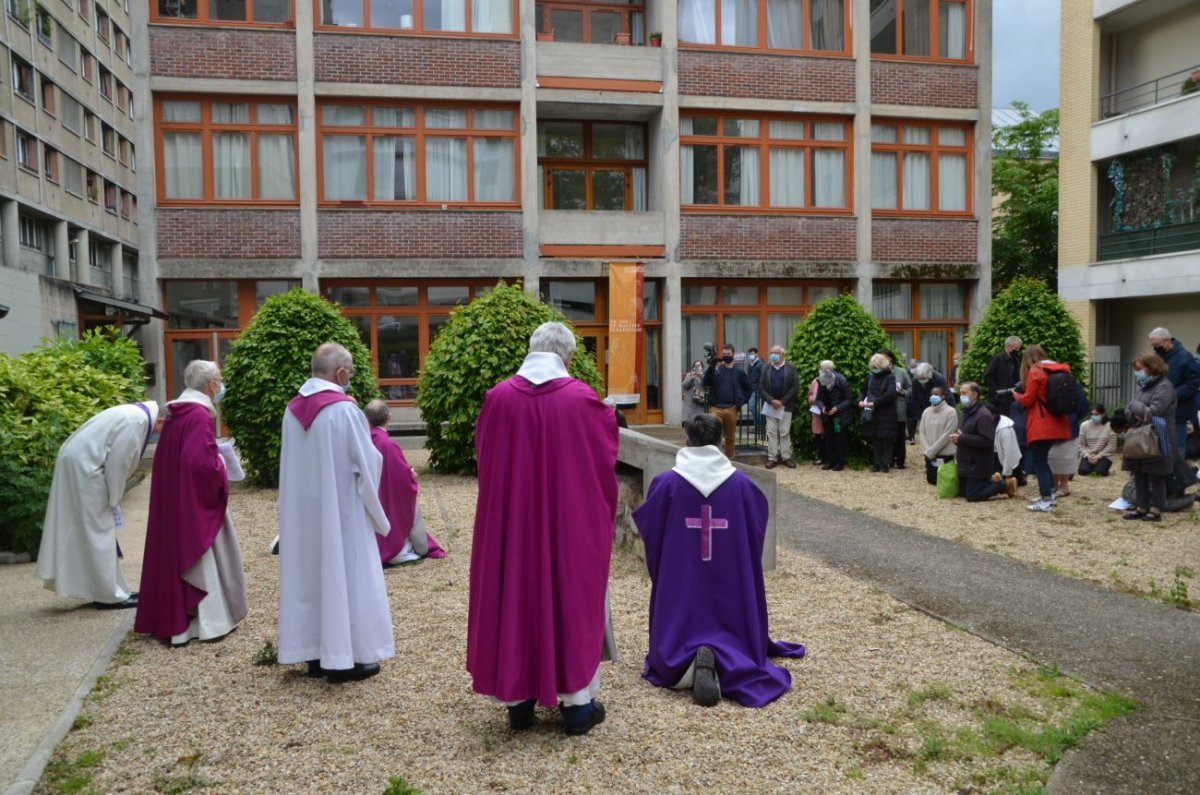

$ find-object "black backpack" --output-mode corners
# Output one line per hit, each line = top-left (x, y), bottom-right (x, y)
(1043, 371), (1083, 416)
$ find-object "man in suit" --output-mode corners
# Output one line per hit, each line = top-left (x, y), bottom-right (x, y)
(758, 344), (798, 469)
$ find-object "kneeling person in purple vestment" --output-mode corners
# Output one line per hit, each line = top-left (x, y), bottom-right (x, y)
(633, 414), (805, 708)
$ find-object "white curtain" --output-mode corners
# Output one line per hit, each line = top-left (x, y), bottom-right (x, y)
(769, 148), (804, 206)
(919, 283), (964, 319)
(633, 167), (647, 211)
(938, 153), (967, 211)
(728, 146), (760, 205)
(813, 149), (844, 207)
(623, 124), (645, 159)
(940, 0), (966, 59)
(258, 134), (296, 199)
(256, 103), (293, 125)
(163, 101), (201, 123)
(766, 0), (802, 49)
(473, 138), (514, 201)
(872, 282), (911, 319)
(431, 0), (465, 31)
(810, 0), (844, 50)
(768, 314), (802, 349)
(471, 0), (510, 33)
(723, 315), (759, 356)
(682, 315), (717, 373)
(369, 0), (409, 28)
(164, 133), (203, 198)
(211, 102), (250, 124)
(768, 120), (804, 139)
(903, 152), (931, 210)
(425, 108), (467, 128)
(372, 136), (415, 200)
(376, 107), (415, 127)
(871, 152), (897, 209)
(722, 0), (758, 46)
(426, 137), (467, 201)
(473, 109), (512, 130)
(681, 145), (696, 204)
(323, 105), (366, 125)
(679, 0), (715, 44)
(631, 11), (645, 44)
(323, 135), (367, 200)
(902, 0), (931, 56)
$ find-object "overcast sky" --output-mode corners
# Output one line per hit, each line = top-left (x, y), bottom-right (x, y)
(993, 0), (1061, 111)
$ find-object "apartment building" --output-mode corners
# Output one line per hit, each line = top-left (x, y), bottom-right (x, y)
(1059, 0), (1200, 377)
(0, 0), (149, 355)
(137, 0), (992, 424)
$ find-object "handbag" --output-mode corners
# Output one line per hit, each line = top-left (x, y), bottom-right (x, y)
(691, 385), (707, 405)
(861, 405), (875, 424)
(1123, 423), (1162, 461)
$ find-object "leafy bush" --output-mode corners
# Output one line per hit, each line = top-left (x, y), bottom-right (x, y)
(785, 293), (892, 460)
(0, 329), (145, 554)
(417, 281), (602, 474)
(220, 288), (378, 487)
(959, 278), (1087, 398)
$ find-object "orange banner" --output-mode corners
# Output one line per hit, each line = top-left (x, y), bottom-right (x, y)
(607, 262), (644, 406)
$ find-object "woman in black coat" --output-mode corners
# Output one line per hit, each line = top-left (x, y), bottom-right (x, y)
(859, 353), (899, 472)
(1122, 353), (1177, 522)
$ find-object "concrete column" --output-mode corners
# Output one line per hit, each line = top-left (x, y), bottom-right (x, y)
(971, 0), (994, 324)
(659, 0), (683, 426)
(110, 242), (125, 297)
(1, 200), (20, 270)
(662, 269), (682, 425)
(296, 0), (320, 291)
(852, 0), (874, 309)
(519, 0), (540, 294)
(74, 229), (92, 286)
(53, 221), (71, 280)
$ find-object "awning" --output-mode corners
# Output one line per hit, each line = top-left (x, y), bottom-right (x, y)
(74, 287), (169, 325)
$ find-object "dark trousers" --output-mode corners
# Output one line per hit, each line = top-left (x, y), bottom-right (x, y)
(822, 417), (849, 467)
(906, 416), (918, 441)
(1029, 439), (1055, 499)
(1133, 472), (1167, 511)
(962, 476), (1006, 502)
(893, 423), (907, 467)
(1078, 457), (1112, 476)
(815, 432), (826, 462)
(926, 455), (954, 486)
(872, 431), (894, 471)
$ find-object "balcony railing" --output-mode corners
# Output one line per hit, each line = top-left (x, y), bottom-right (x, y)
(1100, 63), (1200, 118)
(1098, 219), (1200, 261)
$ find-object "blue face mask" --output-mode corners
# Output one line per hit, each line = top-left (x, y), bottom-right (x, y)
(1134, 369), (1150, 385)
(871, 368), (882, 375)
(769, 353), (781, 364)
(959, 395), (971, 407)
(930, 395), (943, 406)
(1089, 415), (1102, 424)
(213, 382), (226, 405)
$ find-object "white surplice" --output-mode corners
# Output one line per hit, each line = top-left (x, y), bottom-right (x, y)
(36, 402), (159, 603)
(277, 378), (394, 670)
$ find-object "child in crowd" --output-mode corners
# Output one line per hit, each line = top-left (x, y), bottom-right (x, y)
(1078, 404), (1117, 476)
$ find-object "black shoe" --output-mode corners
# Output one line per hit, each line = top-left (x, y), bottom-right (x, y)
(1142, 512), (1162, 522)
(507, 699), (536, 731)
(692, 646), (721, 708)
(821, 463), (834, 470)
(564, 701), (606, 737)
(832, 465), (844, 471)
(94, 592), (139, 610)
(871, 466), (881, 472)
(306, 660), (326, 678)
(1123, 511), (1147, 521)
(894, 464), (907, 470)
(326, 662), (381, 684)
(880, 467), (890, 473)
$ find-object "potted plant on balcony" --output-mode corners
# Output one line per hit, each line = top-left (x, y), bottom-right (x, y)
(613, 31), (631, 45)
(536, 24), (554, 42)
(1183, 73), (1199, 97)
(649, 31), (662, 47)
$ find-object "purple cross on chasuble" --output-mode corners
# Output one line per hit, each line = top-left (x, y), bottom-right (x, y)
(685, 504), (728, 562)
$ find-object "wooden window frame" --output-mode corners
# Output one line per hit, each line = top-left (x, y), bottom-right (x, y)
(16, 131), (38, 173)
(869, 0), (974, 64)
(78, 0), (87, 21)
(150, 0), (296, 28)
(98, 68), (112, 100)
(872, 280), (968, 324)
(81, 51), (94, 83)
(103, 180), (118, 214)
(154, 94), (301, 206)
(101, 122), (115, 158)
(94, 5), (109, 41)
(680, 111), (853, 214)
(312, 0), (518, 39)
(535, 1), (646, 45)
(44, 145), (60, 182)
(316, 100), (520, 208)
(40, 75), (56, 116)
(870, 118), (973, 217)
(12, 56), (35, 103)
(678, 0), (852, 57)
(539, 120), (647, 212)
(85, 170), (100, 202)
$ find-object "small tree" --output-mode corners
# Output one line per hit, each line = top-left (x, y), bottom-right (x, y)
(993, 102), (1060, 293)
(221, 289), (378, 487)
(417, 281), (602, 474)
(785, 293), (892, 460)
(958, 277), (1087, 396)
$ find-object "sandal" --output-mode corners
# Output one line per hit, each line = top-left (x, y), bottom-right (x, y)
(1122, 510), (1147, 520)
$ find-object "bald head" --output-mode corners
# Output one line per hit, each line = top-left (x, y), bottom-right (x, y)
(312, 342), (353, 379)
(364, 399), (390, 428)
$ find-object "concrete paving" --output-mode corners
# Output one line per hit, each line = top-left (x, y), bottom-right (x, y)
(777, 486), (1200, 794)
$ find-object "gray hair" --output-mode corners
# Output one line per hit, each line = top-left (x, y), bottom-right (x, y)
(818, 359), (834, 371)
(183, 360), (220, 391)
(869, 353), (891, 370)
(914, 362), (934, 379)
(1149, 327), (1171, 341)
(528, 322), (576, 363)
(363, 399), (390, 428)
(312, 342), (352, 378)
(1005, 336), (1022, 347)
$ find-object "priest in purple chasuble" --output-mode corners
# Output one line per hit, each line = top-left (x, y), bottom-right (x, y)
(363, 400), (445, 565)
(633, 414), (805, 708)
(134, 360), (247, 645)
(467, 322), (619, 736)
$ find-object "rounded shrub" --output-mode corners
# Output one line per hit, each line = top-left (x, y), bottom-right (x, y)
(959, 277), (1087, 397)
(220, 288), (378, 487)
(417, 281), (602, 474)
(785, 293), (892, 461)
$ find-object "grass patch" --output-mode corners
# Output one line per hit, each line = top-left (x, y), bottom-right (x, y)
(907, 682), (953, 707)
(70, 716), (91, 732)
(981, 691), (1136, 764)
(251, 641), (278, 667)
(152, 770), (217, 795)
(382, 776), (423, 795)
(801, 695), (847, 725)
(844, 767), (864, 780)
(41, 750), (103, 794)
(85, 674), (118, 703)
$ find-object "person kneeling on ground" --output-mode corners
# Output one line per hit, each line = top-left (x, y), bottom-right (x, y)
(632, 414), (805, 708)
(918, 387), (957, 486)
(1078, 405), (1117, 477)
(950, 382), (1016, 502)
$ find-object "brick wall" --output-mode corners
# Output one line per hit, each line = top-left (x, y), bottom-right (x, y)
(680, 215), (856, 261)
(679, 52), (855, 103)
(871, 218), (978, 262)
(149, 27), (296, 81)
(314, 35), (520, 87)
(317, 211), (522, 258)
(870, 61), (978, 108)
(157, 209), (302, 258)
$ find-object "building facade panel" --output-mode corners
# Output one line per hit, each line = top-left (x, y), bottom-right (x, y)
(677, 52), (855, 103)
(871, 218), (978, 262)
(871, 62), (978, 108)
(680, 216), (856, 261)
(316, 211), (522, 259)
(157, 209), (302, 259)
(149, 27), (298, 81)
(313, 35), (520, 87)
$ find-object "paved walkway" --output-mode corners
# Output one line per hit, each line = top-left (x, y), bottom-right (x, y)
(776, 486), (1200, 794)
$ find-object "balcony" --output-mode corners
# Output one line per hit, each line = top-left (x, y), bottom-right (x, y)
(1100, 63), (1200, 118)
(1098, 219), (1200, 261)
(535, 1), (647, 46)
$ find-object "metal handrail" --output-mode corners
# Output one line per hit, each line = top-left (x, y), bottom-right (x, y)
(1098, 219), (1200, 261)
(1100, 63), (1200, 118)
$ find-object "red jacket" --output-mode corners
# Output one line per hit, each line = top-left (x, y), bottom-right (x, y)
(1015, 362), (1072, 443)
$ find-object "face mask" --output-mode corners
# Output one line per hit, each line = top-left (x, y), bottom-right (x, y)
(722, 356), (734, 364)
(959, 395), (971, 407)
(818, 373), (833, 385)
(917, 378), (930, 385)
(871, 368), (882, 375)
(1152, 345), (1166, 355)
(1134, 369), (1149, 385)
(769, 353), (781, 364)
(930, 395), (943, 406)
(748, 355), (757, 362)
(693, 364), (703, 373)
(213, 383), (226, 405)
(1089, 415), (1102, 424)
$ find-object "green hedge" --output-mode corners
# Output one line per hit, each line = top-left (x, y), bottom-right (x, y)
(417, 281), (602, 474)
(0, 329), (146, 555)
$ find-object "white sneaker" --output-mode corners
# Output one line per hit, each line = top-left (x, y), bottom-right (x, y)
(1026, 499), (1054, 512)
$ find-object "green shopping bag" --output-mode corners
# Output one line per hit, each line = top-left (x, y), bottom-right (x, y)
(936, 459), (960, 500)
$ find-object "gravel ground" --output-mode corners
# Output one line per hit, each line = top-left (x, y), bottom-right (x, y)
(775, 447), (1200, 608)
(40, 450), (1119, 794)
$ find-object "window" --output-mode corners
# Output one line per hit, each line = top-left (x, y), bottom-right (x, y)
(56, 28), (78, 70)
(95, 6), (108, 40)
(16, 130), (38, 172)
(679, 0), (847, 53)
(120, 189), (132, 218)
(99, 67), (112, 99)
(0, 120), (8, 159)
(157, 97), (299, 202)
(115, 82), (127, 113)
(89, 239), (112, 289)
(869, 0), (970, 61)
(81, 51), (94, 82)
(153, 0), (293, 25)
(874, 281), (966, 374)
(7, 0), (31, 27)
(12, 56), (34, 101)
(40, 76), (56, 115)
(36, 4), (52, 44)
(317, 0), (513, 35)
(19, 215), (45, 250)
(118, 136), (129, 164)
(83, 111), (95, 141)
(64, 156), (85, 195)
(871, 121), (970, 214)
(61, 92), (83, 134)
(44, 145), (59, 181)
(122, 252), (138, 298)
(103, 180), (118, 213)
(78, 0), (87, 20)
(101, 122), (115, 156)
(537, 120), (646, 211)
(85, 170), (99, 201)
(680, 113), (850, 211)
(535, 1), (644, 44)
(318, 102), (517, 205)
